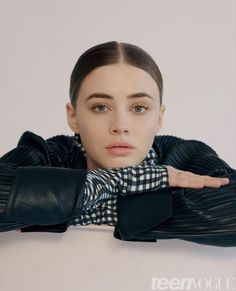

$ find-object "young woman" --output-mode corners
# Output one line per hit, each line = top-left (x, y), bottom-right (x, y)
(0, 41), (235, 247)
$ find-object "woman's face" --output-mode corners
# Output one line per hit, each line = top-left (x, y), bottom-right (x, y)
(66, 63), (165, 170)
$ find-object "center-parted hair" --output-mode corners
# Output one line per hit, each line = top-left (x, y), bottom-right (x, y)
(69, 41), (163, 108)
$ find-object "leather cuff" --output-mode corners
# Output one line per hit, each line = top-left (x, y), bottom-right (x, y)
(20, 223), (68, 233)
(113, 188), (173, 241)
(4, 166), (87, 225)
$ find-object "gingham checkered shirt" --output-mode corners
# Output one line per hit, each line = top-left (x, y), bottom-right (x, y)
(69, 134), (169, 227)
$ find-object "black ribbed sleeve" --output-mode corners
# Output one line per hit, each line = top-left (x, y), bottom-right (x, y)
(0, 146), (48, 215)
(155, 135), (235, 176)
(115, 136), (236, 246)
(0, 165), (15, 215)
(0, 131), (75, 232)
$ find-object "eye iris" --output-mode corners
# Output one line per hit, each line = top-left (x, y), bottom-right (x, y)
(97, 105), (105, 111)
(135, 105), (145, 112)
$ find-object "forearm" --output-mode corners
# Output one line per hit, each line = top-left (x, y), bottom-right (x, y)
(0, 165), (14, 215)
(116, 164), (169, 194)
(1, 166), (87, 226)
(69, 164), (170, 227)
(0, 162), (170, 231)
(0, 165), (33, 231)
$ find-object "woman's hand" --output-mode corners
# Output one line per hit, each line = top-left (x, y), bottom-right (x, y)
(166, 165), (230, 188)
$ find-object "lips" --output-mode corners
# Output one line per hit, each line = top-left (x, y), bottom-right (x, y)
(106, 142), (134, 149)
(106, 146), (133, 155)
(106, 142), (134, 156)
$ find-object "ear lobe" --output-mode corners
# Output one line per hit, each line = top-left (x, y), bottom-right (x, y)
(160, 104), (166, 115)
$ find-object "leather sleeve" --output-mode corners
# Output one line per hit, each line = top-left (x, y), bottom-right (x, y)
(115, 137), (236, 245)
(20, 223), (68, 233)
(113, 187), (173, 242)
(0, 131), (80, 232)
(3, 166), (88, 225)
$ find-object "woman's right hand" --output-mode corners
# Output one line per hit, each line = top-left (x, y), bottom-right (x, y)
(166, 165), (230, 188)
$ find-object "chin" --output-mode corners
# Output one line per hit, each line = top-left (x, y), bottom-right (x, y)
(105, 159), (140, 170)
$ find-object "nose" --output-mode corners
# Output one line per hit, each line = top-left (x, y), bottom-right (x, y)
(109, 112), (130, 135)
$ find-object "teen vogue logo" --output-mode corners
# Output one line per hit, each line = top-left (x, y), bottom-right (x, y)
(150, 276), (236, 290)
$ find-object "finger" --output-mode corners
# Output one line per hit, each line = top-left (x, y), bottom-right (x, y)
(176, 176), (203, 188)
(175, 173), (229, 189)
(220, 178), (230, 184)
(203, 176), (229, 187)
(183, 175), (218, 188)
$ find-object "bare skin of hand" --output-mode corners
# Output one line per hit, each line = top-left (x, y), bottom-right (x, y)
(166, 165), (230, 188)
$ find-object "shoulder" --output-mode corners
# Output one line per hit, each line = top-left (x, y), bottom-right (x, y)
(17, 130), (74, 151)
(153, 134), (218, 164)
(17, 131), (75, 167)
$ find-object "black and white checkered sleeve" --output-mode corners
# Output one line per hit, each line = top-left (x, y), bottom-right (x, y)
(69, 168), (120, 226)
(81, 164), (169, 208)
(69, 164), (169, 226)
(115, 164), (169, 195)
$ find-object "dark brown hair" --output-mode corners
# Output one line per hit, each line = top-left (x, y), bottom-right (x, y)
(69, 41), (163, 108)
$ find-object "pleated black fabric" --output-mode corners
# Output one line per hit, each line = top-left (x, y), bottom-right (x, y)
(0, 132), (74, 231)
(144, 135), (236, 246)
(0, 130), (236, 247)
(0, 146), (47, 215)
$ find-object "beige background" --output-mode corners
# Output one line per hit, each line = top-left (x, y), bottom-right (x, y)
(0, 0), (236, 291)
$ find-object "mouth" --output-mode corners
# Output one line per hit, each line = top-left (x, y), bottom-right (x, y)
(106, 146), (134, 155)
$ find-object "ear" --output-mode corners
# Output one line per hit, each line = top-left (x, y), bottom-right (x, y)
(66, 102), (80, 134)
(156, 104), (165, 134)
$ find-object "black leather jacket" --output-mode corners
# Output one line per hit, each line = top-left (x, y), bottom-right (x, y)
(1, 131), (236, 247)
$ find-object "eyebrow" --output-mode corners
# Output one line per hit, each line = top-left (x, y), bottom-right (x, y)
(86, 92), (154, 101)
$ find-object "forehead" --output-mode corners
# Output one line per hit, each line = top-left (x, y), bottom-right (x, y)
(78, 64), (160, 101)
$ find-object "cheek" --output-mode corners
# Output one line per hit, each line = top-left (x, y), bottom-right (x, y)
(136, 119), (158, 146)
(83, 131), (104, 154)
(135, 115), (159, 133)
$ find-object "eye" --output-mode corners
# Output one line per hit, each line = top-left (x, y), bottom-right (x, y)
(91, 104), (108, 112)
(91, 103), (149, 113)
(133, 104), (149, 113)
